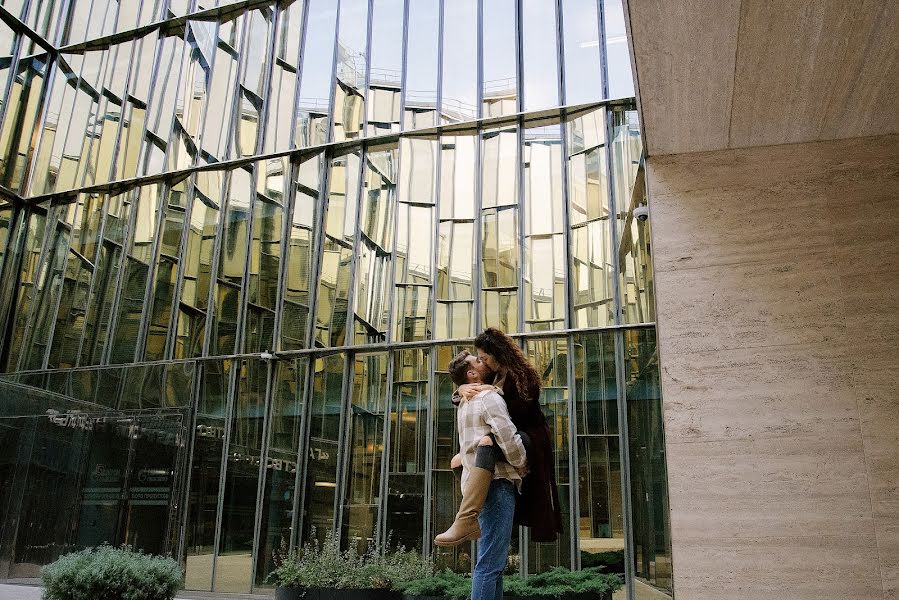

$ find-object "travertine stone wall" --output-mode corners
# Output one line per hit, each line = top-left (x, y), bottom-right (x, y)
(647, 134), (899, 600)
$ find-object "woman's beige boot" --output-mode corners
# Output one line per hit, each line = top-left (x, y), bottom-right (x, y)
(434, 467), (493, 546)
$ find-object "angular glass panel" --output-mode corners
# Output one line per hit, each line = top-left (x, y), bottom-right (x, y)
(300, 353), (345, 544)
(354, 144), (397, 345)
(29, 61), (78, 195)
(625, 328), (672, 594)
(171, 21), (214, 171)
(481, 125), (519, 209)
(561, 0), (602, 105)
(115, 32), (157, 181)
(235, 9), (274, 158)
(210, 167), (253, 356)
(481, 205), (519, 289)
(604, 0), (635, 99)
(214, 358), (267, 594)
(618, 165), (654, 325)
(404, 0), (439, 129)
(313, 151), (359, 347)
(522, 0), (560, 111)
(142, 34), (187, 173)
(295, 0), (338, 147)
(184, 360), (231, 592)
(482, 0), (518, 117)
(441, 0), (477, 122)
(264, 1), (304, 153)
(341, 352), (388, 549)
(481, 288), (518, 333)
(280, 152), (322, 351)
(367, 0), (403, 135)
(4, 208), (47, 371)
(0, 51), (51, 190)
(332, 0), (368, 142)
(201, 19), (243, 162)
(255, 357), (308, 586)
(523, 121), (565, 331)
(385, 348), (428, 550)
(523, 338), (572, 571)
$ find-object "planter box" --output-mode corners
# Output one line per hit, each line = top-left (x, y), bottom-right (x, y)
(276, 587), (400, 600)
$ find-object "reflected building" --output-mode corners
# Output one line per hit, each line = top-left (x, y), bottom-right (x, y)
(0, 1), (670, 598)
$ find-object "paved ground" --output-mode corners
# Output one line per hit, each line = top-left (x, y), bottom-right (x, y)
(0, 584), (272, 599)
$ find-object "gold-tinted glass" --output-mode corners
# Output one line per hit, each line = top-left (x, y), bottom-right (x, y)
(280, 152), (322, 351)
(265, 0), (304, 153)
(143, 34), (186, 173)
(332, 0), (368, 142)
(341, 352), (388, 548)
(314, 151), (360, 347)
(354, 144), (397, 345)
(201, 18), (242, 162)
(0, 51), (50, 190)
(567, 107), (614, 327)
(482, 0), (518, 117)
(295, 0), (338, 147)
(523, 121), (565, 331)
(4, 207), (46, 371)
(171, 21), (213, 171)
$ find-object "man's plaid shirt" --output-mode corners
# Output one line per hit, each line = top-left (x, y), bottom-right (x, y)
(457, 388), (527, 491)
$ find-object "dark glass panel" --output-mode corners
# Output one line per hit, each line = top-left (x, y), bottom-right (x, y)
(300, 353), (345, 544)
(384, 348), (428, 550)
(255, 357), (307, 586)
(215, 359), (268, 594)
(341, 352), (388, 549)
(625, 328), (672, 594)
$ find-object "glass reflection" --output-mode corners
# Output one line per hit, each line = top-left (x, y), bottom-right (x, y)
(562, 0), (603, 105)
(332, 0), (369, 142)
(441, 0), (477, 122)
(404, 0), (439, 128)
(521, 0), (560, 111)
(296, 0), (338, 147)
(482, 0), (518, 117)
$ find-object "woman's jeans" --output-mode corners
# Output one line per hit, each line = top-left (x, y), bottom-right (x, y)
(471, 478), (516, 600)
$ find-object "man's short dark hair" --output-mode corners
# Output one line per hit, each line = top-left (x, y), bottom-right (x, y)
(448, 351), (472, 387)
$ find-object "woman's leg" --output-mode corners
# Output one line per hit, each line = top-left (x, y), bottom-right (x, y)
(435, 436), (496, 546)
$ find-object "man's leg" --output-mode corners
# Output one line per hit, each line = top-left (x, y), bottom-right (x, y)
(471, 479), (516, 600)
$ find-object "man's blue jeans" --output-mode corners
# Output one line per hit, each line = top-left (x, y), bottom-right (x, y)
(472, 478), (516, 600)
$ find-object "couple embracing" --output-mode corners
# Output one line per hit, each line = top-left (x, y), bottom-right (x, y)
(434, 328), (563, 600)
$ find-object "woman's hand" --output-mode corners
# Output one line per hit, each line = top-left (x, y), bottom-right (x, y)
(457, 383), (496, 400)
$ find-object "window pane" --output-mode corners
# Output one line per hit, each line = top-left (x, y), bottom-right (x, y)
(296, 0), (338, 147)
(441, 0), (477, 122)
(522, 0), (560, 111)
(604, 0), (635, 98)
(367, 0), (403, 135)
(332, 0), (369, 142)
(404, 0), (439, 129)
(482, 0), (518, 117)
(562, 0), (603, 105)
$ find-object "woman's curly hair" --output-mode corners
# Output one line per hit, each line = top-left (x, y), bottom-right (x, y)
(474, 327), (541, 401)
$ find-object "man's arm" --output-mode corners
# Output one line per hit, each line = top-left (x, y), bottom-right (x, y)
(479, 393), (527, 469)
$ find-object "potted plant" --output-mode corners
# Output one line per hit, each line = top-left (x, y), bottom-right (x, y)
(269, 529), (435, 600)
(503, 567), (624, 600)
(41, 544), (183, 600)
(395, 569), (472, 600)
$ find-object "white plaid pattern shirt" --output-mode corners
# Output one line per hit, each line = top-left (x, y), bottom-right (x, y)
(457, 388), (527, 491)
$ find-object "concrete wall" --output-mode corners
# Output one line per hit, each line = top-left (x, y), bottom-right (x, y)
(646, 134), (899, 600)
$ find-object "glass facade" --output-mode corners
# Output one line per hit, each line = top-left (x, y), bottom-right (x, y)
(0, 1), (670, 598)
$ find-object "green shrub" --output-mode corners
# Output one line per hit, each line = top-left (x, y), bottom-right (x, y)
(268, 528), (435, 590)
(41, 545), (183, 600)
(399, 566), (624, 599)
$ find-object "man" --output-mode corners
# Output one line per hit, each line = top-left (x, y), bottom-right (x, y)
(435, 350), (527, 600)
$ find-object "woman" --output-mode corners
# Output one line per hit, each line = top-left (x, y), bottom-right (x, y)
(456, 327), (563, 543)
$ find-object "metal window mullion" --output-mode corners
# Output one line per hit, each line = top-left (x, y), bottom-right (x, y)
(555, 0), (566, 108)
(597, 0), (609, 100)
(476, 0), (483, 120)
(133, 183), (171, 361)
(420, 345), (436, 557)
(473, 129), (483, 331)
(233, 166), (260, 357)
(384, 142), (401, 343)
(605, 108), (623, 325)
(360, 0), (374, 136)
(515, 0), (523, 114)
(427, 134), (443, 341)
(249, 358), (276, 593)
(332, 349), (354, 539)
(210, 358), (241, 591)
(396, 0), (410, 128)
(516, 118), (525, 335)
(565, 334), (580, 569)
(290, 355), (317, 549)
(374, 351), (394, 548)
(434, 0), (443, 126)
(614, 329), (636, 600)
(163, 175), (199, 359)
